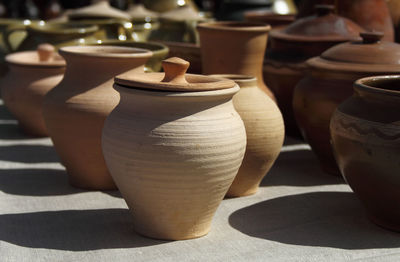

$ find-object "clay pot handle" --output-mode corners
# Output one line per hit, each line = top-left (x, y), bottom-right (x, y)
(162, 57), (190, 84)
(360, 31), (384, 44)
(37, 43), (55, 62)
(315, 5), (335, 16)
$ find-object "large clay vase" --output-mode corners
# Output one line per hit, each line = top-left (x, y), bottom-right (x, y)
(211, 74), (284, 197)
(293, 32), (400, 176)
(43, 46), (151, 190)
(330, 75), (400, 231)
(1, 44), (65, 136)
(197, 21), (275, 100)
(102, 57), (246, 240)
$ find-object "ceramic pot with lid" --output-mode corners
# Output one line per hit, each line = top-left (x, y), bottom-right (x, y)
(43, 45), (152, 190)
(210, 74), (284, 197)
(102, 57), (246, 240)
(1, 44), (65, 137)
(198, 21), (275, 100)
(293, 32), (400, 176)
(330, 75), (400, 231)
(263, 4), (363, 136)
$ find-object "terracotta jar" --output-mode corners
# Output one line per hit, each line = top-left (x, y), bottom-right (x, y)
(263, 5), (363, 136)
(197, 21), (275, 100)
(1, 44), (65, 136)
(330, 75), (400, 231)
(293, 32), (400, 176)
(102, 57), (246, 240)
(211, 74), (284, 197)
(43, 46), (151, 190)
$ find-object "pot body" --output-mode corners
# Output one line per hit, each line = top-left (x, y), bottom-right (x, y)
(43, 47), (150, 190)
(1, 64), (64, 136)
(198, 22), (275, 100)
(330, 77), (400, 231)
(102, 86), (246, 240)
(227, 77), (284, 197)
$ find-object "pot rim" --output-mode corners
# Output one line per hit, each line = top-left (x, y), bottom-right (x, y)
(59, 45), (152, 59)
(29, 22), (99, 35)
(355, 75), (400, 97)
(6, 50), (66, 68)
(197, 21), (271, 32)
(88, 40), (168, 55)
(208, 74), (257, 87)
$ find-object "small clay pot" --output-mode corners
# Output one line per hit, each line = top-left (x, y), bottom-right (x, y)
(1, 44), (65, 136)
(102, 57), (246, 240)
(330, 75), (400, 231)
(211, 74), (284, 197)
(197, 21), (275, 100)
(293, 32), (400, 176)
(43, 45), (151, 190)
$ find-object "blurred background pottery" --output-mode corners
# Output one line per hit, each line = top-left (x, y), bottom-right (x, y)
(263, 4), (363, 137)
(244, 10), (296, 28)
(160, 41), (201, 73)
(142, 0), (198, 13)
(102, 57), (246, 240)
(211, 74), (284, 197)
(0, 44), (65, 136)
(330, 75), (400, 231)
(127, 4), (159, 41)
(66, 0), (130, 21)
(198, 21), (275, 100)
(293, 32), (400, 176)
(43, 45), (151, 190)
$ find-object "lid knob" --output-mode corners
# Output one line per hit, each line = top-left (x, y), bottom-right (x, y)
(315, 5), (335, 16)
(161, 57), (189, 85)
(37, 43), (55, 62)
(360, 31), (384, 44)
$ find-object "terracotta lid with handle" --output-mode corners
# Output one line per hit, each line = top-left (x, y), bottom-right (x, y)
(270, 5), (363, 42)
(6, 43), (66, 67)
(115, 57), (236, 91)
(307, 31), (400, 73)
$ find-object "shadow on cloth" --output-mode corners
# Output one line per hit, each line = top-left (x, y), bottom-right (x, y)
(0, 145), (60, 163)
(0, 208), (167, 250)
(229, 191), (400, 250)
(0, 168), (86, 196)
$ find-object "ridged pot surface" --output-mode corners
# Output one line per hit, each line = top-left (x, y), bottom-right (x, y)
(102, 85), (246, 240)
(43, 46), (151, 190)
(330, 76), (400, 231)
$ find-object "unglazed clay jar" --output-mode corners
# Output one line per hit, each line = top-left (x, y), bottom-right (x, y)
(293, 32), (400, 176)
(1, 44), (65, 136)
(263, 5), (362, 136)
(102, 58), (246, 240)
(330, 75), (400, 231)
(197, 21), (275, 100)
(211, 74), (284, 197)
(43, 46), (151, 190)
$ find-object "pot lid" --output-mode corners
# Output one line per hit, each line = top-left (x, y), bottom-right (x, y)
(308, 32), (400, 73)
(270, 5), (363, 42)
(6, 43), (65, 67)
(115, 57), (235, 91)
(68, 1), (131, 20)
(160, 6), (205, 22)
(127, 4), (159, 21)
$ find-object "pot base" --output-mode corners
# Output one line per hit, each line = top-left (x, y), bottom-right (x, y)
(134, 223), (211, 241)
(68, 173), (117, 191)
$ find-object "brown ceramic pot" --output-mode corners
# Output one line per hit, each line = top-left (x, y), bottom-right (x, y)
(263, 5), (363, 136)
(293, 32), (400, 176)
(197, 21), (275, 100)
(330, 75), (400, 231)
(102, 58), (246, 240)
(1, 44), (65, 136)
(43, 46), (151, 190)
(244, 10), (296, 28)
(211, 74), (285, 197)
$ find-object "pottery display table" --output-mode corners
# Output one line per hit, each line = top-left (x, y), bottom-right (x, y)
(0, 99), (399, 261)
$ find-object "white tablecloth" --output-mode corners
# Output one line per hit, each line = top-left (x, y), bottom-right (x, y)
(1, 100), (399, 262)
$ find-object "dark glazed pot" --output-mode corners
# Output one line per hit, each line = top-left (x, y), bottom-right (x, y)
(330, 75), (400, 231)
(293, 32), (400, 176)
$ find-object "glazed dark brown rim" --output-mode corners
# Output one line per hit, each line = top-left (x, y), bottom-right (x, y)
(197, 21), (271, 32)
(59, 45), (152, 59)
(6, 50), (66, 68)
(354, 75), (400, 97)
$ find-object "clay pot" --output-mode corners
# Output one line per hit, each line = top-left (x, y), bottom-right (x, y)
(211, 74), (284, 197)
(69, 19), (134, 41)
(127, 4), (159, 41)
(197, 21), (275, 100)
(245, 10), (295, 28)
(43, 46), (152, 190)
(1, 44), (65, 136)
(293, 32), (400, 176)
(330, 75), (400, 231)
(102, 57), (246, 240)
(67, 1), (131, 21)
(263, 5), (363, 136)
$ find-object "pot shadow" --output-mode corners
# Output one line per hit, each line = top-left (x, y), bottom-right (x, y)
(0, 168), (85, 196)
(229, 191), (400, 250)
(0, 208), (167, 251)
(0, 145), (60, 163)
